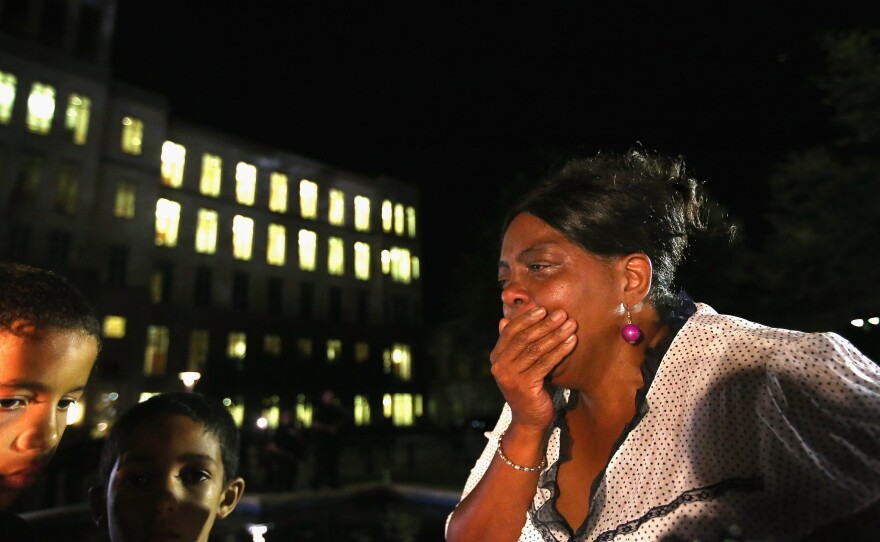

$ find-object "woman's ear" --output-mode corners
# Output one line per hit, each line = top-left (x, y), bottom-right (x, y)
(622, 253), (652, 307)
(217, 477), (246, 519)
(88, 485), (106, 527)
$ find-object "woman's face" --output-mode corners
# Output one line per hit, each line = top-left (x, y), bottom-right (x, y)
(498, 212), (625, 385)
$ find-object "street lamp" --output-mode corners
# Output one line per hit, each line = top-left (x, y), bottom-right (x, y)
(178, 371), (201, 391)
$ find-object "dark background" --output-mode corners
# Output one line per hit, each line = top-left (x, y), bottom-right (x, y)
(110, 3), (880, 335)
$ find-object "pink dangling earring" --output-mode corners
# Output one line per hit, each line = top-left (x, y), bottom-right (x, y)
(621, 309), (643, 345)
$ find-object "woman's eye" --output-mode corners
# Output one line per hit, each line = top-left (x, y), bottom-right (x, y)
(497, 279), (509, 289)
(179, 469), (211, 485)
(0, 398), (27, 410)
(528, 263), (549, 272)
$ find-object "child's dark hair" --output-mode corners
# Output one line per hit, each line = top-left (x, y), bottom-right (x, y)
(0, 262), (101, 346)
(98, 392), (241, 485)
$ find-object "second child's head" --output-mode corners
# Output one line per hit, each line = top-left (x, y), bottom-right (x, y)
(90, 392), (245, 542)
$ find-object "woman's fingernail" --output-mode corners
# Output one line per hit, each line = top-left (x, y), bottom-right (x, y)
(550, 310), (565, 322)
(561, 319), (575, 331)
(530, 307), (546, 317)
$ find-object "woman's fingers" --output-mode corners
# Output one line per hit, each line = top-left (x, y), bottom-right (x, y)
(491, 308), (577, 371)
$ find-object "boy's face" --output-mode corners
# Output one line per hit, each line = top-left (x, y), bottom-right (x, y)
(0, 326), (97, 505)
(97, 413), (244, 542)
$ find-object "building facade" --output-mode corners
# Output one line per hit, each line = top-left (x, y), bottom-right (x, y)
(0, 0), (424, 436)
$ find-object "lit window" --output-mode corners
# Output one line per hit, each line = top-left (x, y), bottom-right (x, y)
(381, 249), (390, 274)
(114, 181), (136, 219)
(121, 116), (143, 155)
(352, 195), (371, 231)
(235, 162), (256, 205)
(65, 93), (90, 144)
(161, 141), (186, 188)
(296, 395), (313, 427)
(298, 229), (316, 271)
(267, 224), (286, 266)
(406, 206), (416, 238)
(0, 71), (16, 124)
(188, 330), (209, 371)
(200, 153), (222, 196)
(154, 198), (181, 247)
(389, 247), (412, 284)
(328, 237), (344, 276)
(300, 179), (318, 219)
(355, 342), (369, 362)
(411, 256), (420, 280)
(26, 82), (55, 134)
(226, 401), (244, 427)
(383, 393), (414, 426)
(264, 335), (281, 356)
(232, 215), (254, 260)
(326, 339), (342, 362)
(144, 325), (170, 376)
(328, 189), (345, 226)
(394, 203), (405, 236)
(228, 332), (247, 359)
(195, 209), (218, 254)
(269, 172), (288, 213)
(354, 242), (370, 280)
(381, 200), (392, 232)
(150, 270), (164, 304)
(354, 395), (371, 426)
(384, 343), (412, 381)
(102, 316), (126, 338)
(55, 163), (80, 215)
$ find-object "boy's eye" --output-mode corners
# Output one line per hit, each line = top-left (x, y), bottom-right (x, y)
(0, 398), (27, 410)
(56, 398), (78, 411)
(122, 473), (148, 487)
(179, 468), (211, 485)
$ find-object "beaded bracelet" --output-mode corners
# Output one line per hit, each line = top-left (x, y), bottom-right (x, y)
(496, 431), (546, 473)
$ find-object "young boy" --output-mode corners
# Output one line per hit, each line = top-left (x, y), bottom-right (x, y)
(90, 392), (246, 542)
(0, 263), (101, 510)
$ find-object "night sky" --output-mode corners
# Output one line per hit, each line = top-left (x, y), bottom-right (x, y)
(110, 3), (878, 324)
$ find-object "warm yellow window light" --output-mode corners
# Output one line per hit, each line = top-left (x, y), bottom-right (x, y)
(392, 343), (412, 381)
(406, 206), (416, 238)
(114, 181), (136, 218)
(65, 93), (90, 145)
(381, 200), (392, 232)
(297, 338), (313, 358)
(411, 256), (420, 280)
(354, 395), (371, 426)
(26, 82), (55, 135)
(354, 196), (370, 231)
(228, 332), (247, 359)
(0, 71), (16, 124)
(390, 247), (412, 284)
(200, 153), (222, 196)
(415, 394), (423, 417)
(355, 341), (369, 362)
(269, 172), (288, 213)
(328, 189), (345, 226)
(300, 179), (318, 219)
(354, 241), (370, 280)
(381, 249), (390, 274)
(394, 203), (405, 236)
(267, 224), (286, 266)
(382, 394), (392, 418)
(235, 162), (257, 205)
(232, 215), (254, 260)
(328, 237), (344, 276)
(195, 209), (218, 254)
(227, 402), (245, 427)
(298, 229), (317, 271)
(154, 198), (181, 247)
(161, 141), (186, 188)
(264, 335), (282, 356)
(326, 339), (342, 362)
(55, 164), (79, 215)
(102, 316), (126, 339)
(393, 394), (414, 426)
(296, 395), (313, 427)
(121, 116), (144, 155)
(144, 325), (170, 376)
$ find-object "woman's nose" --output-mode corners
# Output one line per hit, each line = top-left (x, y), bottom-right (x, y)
(17, 407), (61, 453)
(501, 281), (531, 316)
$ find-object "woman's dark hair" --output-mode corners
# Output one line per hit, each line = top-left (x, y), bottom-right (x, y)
(0, 262), (101, 346)
(504, 148), (707, 314)
(98, 392), (241, 485)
